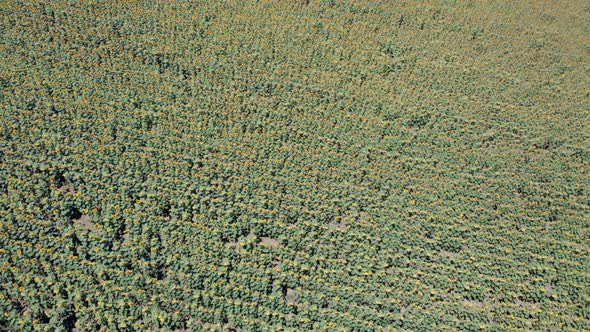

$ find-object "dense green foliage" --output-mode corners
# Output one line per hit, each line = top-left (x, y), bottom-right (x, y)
(1, 0), (589, 330)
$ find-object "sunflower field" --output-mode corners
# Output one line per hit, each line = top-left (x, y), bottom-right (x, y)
(0, 0), (589, 331)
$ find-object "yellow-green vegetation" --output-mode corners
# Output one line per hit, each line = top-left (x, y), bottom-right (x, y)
(1, 0), (589, 330)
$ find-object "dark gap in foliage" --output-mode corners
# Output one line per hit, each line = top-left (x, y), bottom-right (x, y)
(63, 310), (77, 332)
(66, 206), (82, 221)
(70, 232), (81, 256)
(407, 114), (431, 129)
(38, 309), (50, 324)
(114, 220), (127, 244)
(54, 170), (67, 188)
